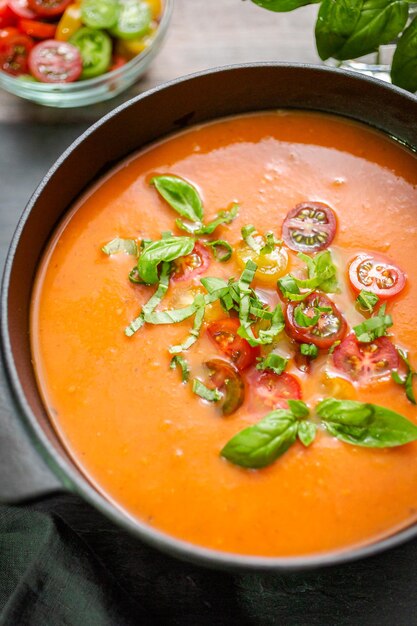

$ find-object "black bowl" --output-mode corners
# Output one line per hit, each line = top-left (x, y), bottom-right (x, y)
(2, 63), (417, 572)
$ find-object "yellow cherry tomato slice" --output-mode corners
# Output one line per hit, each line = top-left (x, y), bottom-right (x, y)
(56, 3), (82, 42)
(146, 0), (162, 20)
(115, 23), (157, 59)
(235, 236), (288, 285)
(321, 372), (357, 400)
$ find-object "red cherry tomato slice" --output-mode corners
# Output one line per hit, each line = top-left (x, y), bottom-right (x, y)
(19, 18), (56, 39)
(205, 358), (245, 416)
(0, 28), (33, 74)
(171, 241), (211, 283)
(109, 54), (127, 72)
(282, 202), (337, 253)
(207, 317), (260, 371)
(27, 0), (71, 17)
(348, 254), (406, 299)
(28, 39), (82, 82)
(285, 292), (347, 349)
(0, 1), (17, 27)
(332, 334), (399, 383)
(249, 370), (302, 410)
(8, 0), (35, 19)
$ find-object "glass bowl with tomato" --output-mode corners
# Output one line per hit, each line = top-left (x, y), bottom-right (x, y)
(0, 0), (172, 107)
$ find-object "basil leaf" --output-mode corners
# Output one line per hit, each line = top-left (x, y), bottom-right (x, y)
(251, 0), (320, 11)
(206, 239), (233, 262)
(137, 236), (194, 284)
(169, 296), (206, 354)
(356, 289), (379, 313)
(298, 421), (317, 447)
(278, 250), (338, 301)
(170, 355), (190, 383)
(392, 348), (416, 405)
(194, 204), (239, 235)
(257, 304), (285, 344)
(242, 224), (262, 252)
(317, 398), (417, 447)
(125, 261), (171, 336)
(261, 232), (282, 255)
(220, 410), (298, 469)
(102, 238), (138, 256)
(144, 302), (197, 325)
(278, 275), (311, 301)
(193, 379), (222, 402)
(256, 353), (288, 375)
(288, 399), (310, 419)
(392, 16), (417, 92)
(300, 343), (319, 358)
(315, 0), (363, 61)
(151, 175), (203, 222)
(353, 303), (393, 342)
(294, 303), (320, 327)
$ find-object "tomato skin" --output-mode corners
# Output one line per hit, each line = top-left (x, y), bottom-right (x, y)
(8, 0), (35, 19)
(348, 253), (406, 299)
(207, 317), (260, 371)
(19, 18), (56, 39)
(332, 334), (399, 383)
(0, 2), (17, 27)
(28, 39), (82, 82)
(171, 242), (211, 283)
(282, 202), (337, 253)
(249, 370), (302, 410)
(27, 0), (72, 17)
(285, 292), (347, 349)
(0, 28), (33, 74)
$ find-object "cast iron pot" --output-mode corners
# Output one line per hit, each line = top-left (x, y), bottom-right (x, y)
(2, 64), (417, 572)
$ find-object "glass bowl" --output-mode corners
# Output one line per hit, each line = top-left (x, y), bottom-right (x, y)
(0, 0), (173, 108)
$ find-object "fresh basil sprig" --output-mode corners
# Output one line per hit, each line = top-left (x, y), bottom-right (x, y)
(392, 348), (417, 404)
(137, 236), (194, 285)
(353, 303), (392, 343)
(102, 238), (138, 256)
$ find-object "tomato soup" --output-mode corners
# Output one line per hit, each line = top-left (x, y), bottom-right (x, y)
(31, 112), (417, 557)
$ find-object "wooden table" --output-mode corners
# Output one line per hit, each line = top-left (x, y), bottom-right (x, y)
(2, 2), (417, 624)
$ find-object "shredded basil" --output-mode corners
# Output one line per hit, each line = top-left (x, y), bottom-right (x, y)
(278, 250), (338, 301)
(169, 295), (206, 354)
(170, 355), (190, 383)
(294, 303), (320, 327)
(125, 261), (171, 337)
(353, 303), (393, 343)
(256, 353), (288, 375)
(102, 238), (138, 256)
(192, 379), (222, 402)
(300, 343), (319, 359)
(206, 239), (233, 262)
(242, 224), (262, 252)
(356, 289), (379, 313)
(392, 348), (416, 405)
(137, 236), (195, 285)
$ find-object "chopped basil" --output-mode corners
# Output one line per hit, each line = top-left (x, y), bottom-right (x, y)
(297, 421), (317, 447)
(392, 348), (416, 405)
(328, 340), (341, 354)
(137, 236), (195, 285)
(261, 231), (282, 254)
(256, 353), (288, 375)
(353, 303), (393, 343)
(102, 238), (138, 256)
(242, 224), (262, 252)
(151, 175), (203, 223)
(317, 398), (417, 447)
(128, 266), (145, 284)
(300, 343), (319, 359)
(170, 355), (190, 383)
(278, 250), (338, 301)
(294, 303), (320, 327)
(169, 295), (206, 354)
(192, 379), (222, 402)
(356, 289), (379, 313)
(125, 261), (171, 337)
(206, 239), (233, 262)
(176, 204), (240, 236)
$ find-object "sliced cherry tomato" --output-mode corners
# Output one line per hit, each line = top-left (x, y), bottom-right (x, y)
(332, 334), (399, 383)
(81, 0), (118, 30)
(204, 358), (245, 416)
(55, 3), (82, 42)
(285, 292), (347, 349)
(110, 0), (151, 41)
(69, 27), (111, 79)
(27, 0), (72, 17)
(0, 1), (17, 27)
(235, 236), (288, 286)
(0, 28), (33, 74)
(348, 253), (406, 299)
(249, 370), (302, 410)
(28, 39), (82, 82)
(8, 0), (35, 19)
(109, 53), (127, 72)
(19, 18), (56, 39)
(207, 317), (260, 371)
(171, 242), (211, 283)
(282, 202), (337, 253)
(321, 372), (357, 400)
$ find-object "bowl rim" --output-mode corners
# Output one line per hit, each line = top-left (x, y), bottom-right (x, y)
(3, 61), (417, 572)
(0, 0), (173, 92)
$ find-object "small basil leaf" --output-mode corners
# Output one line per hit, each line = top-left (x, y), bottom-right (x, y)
(294, 304), (320, 327)
(256, 353), (288, 375)
(318, 398), (417, 447)
(298, 421), (317, 447)
(206, 239), (233, 262)
(102, 238), (138, 256)
(242, 224), (262, 252)
(221, 410), (298, 469)
(356, 289), (379, 313)
(288, 399), (310, 419)
(125, 261), (171, 337)
(170, 355), (190, 383)
(194, 204), (239, 235)
(192, 379), (222, 402)
(138, 236), (194, 284)
(392, 16), (417, 92)
(300, 343), (319, 359)
(353, 303), (393, 343)
(251, 0), (320, 11)
(151, 175), (203, 222)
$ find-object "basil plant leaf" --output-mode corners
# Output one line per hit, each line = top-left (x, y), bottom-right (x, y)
(251, 0), (320, 11)
(315, 0), (363, 61)
(317, 398), (417, 447)
(137, 236), (194, 284)
(221, 410), (298, 469)
(151, 175), (203, 223)
(392, 16), (417, 92)
(298, 421), (317, 447)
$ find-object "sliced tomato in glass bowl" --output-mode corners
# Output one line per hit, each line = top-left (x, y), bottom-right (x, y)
(332, 334), (399, 383)
(285, 292), (347, 350)
(0, 1), (17, 27)
(171, 241), (211, 282)
(28, 39), (82, 82)
(248, 370), (302, 410)
(19, 18), (56, 39)
(8, 0), (35, 19)
(348, 253), (406, 299)
(27, 0), (71, 17)
(282, 202), (337, 253)
(207, 317), (260, 371)
(0, 27), (33, 75)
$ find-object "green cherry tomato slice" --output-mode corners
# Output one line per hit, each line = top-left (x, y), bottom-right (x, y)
(81, 0), (118, 30)
(110, 0), (151, 41)
(70, 26), (111, 79)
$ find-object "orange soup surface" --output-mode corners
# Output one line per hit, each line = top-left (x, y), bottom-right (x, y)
(31, 112), (417, 557)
